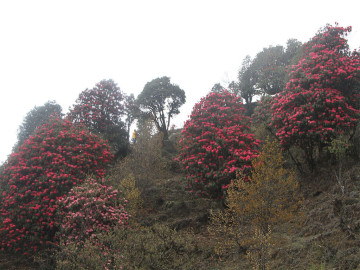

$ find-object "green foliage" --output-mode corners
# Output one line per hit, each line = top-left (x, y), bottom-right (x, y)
(253, 45), (287, 95)
(329, 137), (350, 161)
(285, 38), (304, 66)
(211, 83), (226, 93)
(56, 230), (125, 270)
(252, 95), (276, 141)
(237, 55), (258, 104)
(349, 124), (360, 160)
(123, 93), (140, 140)
(14, 100), (62, 150)
(0, 163), (4, 201)
(111, 120), (167, 187)
(117, 173), (143, 219)
(235, 39), (302, 103)
(309, 263), (326, 270)
(329, 136), (352, 194)
(121, 224), (197, 270)
(137, 76), (186, 140)
(227, 80), (239, 95)
(251, 40), (302, 95)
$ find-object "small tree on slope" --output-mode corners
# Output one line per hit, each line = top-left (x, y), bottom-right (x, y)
(137, 76), (186, 141)
(209, 139), (302, 269)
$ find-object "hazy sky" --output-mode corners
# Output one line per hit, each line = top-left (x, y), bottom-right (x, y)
(0, 0), (359, 164)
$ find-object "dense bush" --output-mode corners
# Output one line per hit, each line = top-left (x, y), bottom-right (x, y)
(251, 95), (276, 141)
(56, 178), (129, 270)
(252, 96), (273, 128)
(177, 91), (259, 199)
(270, 24), (360, 169)
(111, 120), (167, 185)
(117, 174), (143, 219)
(122, 224), (197, 270)
(58, 178), (129, 245)
(56, 230), (125, 270)
(0, 118), (113, 254)
(56, 224), (197, 270)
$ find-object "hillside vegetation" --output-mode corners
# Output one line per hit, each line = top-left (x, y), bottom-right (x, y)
(0, 23), (359, 269)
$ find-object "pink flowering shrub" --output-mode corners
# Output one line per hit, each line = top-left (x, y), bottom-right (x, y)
(270, 24), (360, 168)
(56, 178), (129, 270)
(0, 117), (113, 254)
(58, 178), (129, 245)
(177, 91), (260, 199)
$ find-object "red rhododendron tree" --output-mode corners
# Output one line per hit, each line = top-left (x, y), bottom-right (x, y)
(0, 118), (113, 254)
(68, 79), (128, 158)
(271, 24), (360, 169)
(177, 91), (260, 199)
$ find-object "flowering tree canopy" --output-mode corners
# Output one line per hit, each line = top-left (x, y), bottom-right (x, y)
(177, 91), (259, 199)
(270, 24), (360, 168)
(0, 118), (113, 254)
(68, 79), (128, 158)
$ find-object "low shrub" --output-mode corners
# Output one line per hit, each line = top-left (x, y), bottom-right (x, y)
(58, 178), (129, 246)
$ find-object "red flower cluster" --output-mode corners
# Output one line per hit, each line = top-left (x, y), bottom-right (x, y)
(270, 24), (360, 166)
(0, 118), (113, 254)
(177, 91), (259, 199)
(59, 178), (129, 246)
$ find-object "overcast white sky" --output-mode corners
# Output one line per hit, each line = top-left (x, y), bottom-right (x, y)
(0, 0), (359, 164)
